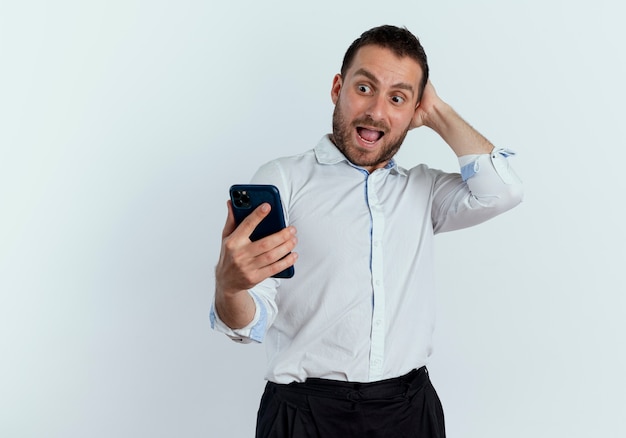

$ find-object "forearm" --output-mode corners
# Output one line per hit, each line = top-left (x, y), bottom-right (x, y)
(214, 287), (256, 329)
(425, 101), (493, 157)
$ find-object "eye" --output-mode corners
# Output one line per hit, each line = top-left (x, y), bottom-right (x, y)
(357, 84), (371, 94)
(391, 95), (406, 104)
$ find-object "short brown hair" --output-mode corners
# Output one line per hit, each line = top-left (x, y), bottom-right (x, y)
(340, 25), (429, 100)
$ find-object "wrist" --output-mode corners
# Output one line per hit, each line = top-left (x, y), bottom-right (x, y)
(216, 282), (248, 300)
(423, 100), (454, 134)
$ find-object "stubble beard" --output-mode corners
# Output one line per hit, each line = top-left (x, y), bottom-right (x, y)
(331, 102), (409, 170)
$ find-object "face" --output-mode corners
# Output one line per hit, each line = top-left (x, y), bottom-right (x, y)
(330, 45), (423, 172)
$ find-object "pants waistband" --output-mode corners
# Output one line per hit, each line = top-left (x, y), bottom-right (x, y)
(270, 367), (428, 401)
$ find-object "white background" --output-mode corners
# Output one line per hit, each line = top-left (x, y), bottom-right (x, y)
(1, 0), (625, 437)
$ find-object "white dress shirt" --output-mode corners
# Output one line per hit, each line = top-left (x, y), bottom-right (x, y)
(211, 135), (523, 384)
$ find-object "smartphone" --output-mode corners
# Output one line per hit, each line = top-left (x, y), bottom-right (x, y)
(229, 184), (295, 278)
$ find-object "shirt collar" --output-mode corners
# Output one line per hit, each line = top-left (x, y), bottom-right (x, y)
(314, 135), (407, 176)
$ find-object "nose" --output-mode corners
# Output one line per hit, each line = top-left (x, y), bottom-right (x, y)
(365, 94), (386, 121)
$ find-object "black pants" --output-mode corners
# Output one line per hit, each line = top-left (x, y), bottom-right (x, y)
(256, 367), (445, 438)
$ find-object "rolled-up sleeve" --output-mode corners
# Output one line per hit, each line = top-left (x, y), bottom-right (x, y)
(210, 279), (280, 344)
(433, 148), (523, 233)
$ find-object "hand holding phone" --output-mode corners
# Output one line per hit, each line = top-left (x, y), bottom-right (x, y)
(229, 184), (295, 278)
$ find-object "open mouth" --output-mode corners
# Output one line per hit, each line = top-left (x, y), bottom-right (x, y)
(356, 127), (384, 144)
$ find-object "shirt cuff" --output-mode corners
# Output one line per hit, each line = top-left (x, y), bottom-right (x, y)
(459, 148), (517, 183)
(209, 291), (268, 344)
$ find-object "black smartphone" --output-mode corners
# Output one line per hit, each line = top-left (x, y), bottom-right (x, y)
(229, 184), (295, 278)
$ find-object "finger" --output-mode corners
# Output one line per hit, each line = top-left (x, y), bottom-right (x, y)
(235, 226), (297, 279)
(232, 202), (272, 240)
(250, 228), (297, 267)
(270, 251), (299, 277)
(253, 235), (298, 279)
(223, 230), (297, 288)
(219, 225), (297, 291)
(221, 200), (237, 239)
(247, 225), (296, 259)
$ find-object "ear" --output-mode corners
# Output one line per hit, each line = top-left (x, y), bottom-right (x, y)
(330, 74), (342, 105)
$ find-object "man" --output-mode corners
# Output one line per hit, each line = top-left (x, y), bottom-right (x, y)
(211, 25), (523, 437)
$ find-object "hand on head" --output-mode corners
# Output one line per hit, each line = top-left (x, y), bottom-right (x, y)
(410, 80), (441, 130)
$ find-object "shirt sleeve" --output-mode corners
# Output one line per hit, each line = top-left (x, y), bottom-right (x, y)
(432, 148), (523, 234)
(210, 276), (280, 344)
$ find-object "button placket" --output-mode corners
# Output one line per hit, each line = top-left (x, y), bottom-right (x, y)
(366, 172), (386, 381)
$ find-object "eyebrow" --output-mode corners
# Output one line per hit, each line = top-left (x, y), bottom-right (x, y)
(353, 68), (415, 96)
